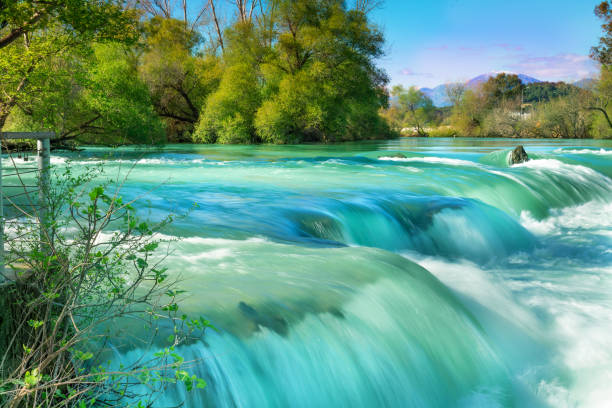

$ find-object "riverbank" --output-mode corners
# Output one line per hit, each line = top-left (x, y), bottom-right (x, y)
(399, 125), (612, 139)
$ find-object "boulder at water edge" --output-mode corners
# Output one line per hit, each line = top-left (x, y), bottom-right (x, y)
(509, 146), (529, 165)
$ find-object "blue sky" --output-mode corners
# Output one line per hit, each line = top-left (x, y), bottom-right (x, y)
(371, 0), (603, 88)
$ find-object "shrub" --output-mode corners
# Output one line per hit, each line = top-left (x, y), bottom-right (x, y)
(193, 64), (261, 144)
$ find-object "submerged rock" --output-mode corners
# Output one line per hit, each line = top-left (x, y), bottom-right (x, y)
(379, 153), (407, 159)
(509, 145), (529, 165)
(238, 301), (289, 336)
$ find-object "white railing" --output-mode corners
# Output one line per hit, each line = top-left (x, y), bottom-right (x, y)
(0, 132), (54, 283)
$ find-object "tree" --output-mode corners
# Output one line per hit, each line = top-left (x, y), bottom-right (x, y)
(523, 82), (577, 104)
(0, 0), (135, 50)
(140, 17), (222, 141)
(591, 2), (612, 131)
(194, 0), (390, 144)
(592, 1), (612, 65)
(0, 1), (139, 129)
(536, 90), (592, 138)
(263, 0), (389, 142)
(194, 62), (262, 143)
(4, 43), (165, 145)
(448, 88), (487, 136)
(588, 65), (612, 130)
(481, 73), (524, 109)
(391, 85), (434, 135)
(445, 83), (466, 107)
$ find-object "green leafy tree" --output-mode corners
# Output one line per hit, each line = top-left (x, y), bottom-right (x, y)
(592, 1), (612, 65)
(140, 17), (222, 141)
(523, 82), (578, 104)
(390, 85), (434, 135)
(5, 43), (165, 144)
(195, 0), (390, 144)
(481, 73), (524, 109)
(0, 0), (136, 49)
(448, 88), (487, 136)
(591, 3), (612, 133)
(194, 62), (262, 143)
(256, 0), (389, 143)
(0, 1), (139, 129)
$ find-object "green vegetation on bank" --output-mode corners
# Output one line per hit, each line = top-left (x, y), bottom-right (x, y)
(0, 0), (392, 146)
(384, 72), (612, 139)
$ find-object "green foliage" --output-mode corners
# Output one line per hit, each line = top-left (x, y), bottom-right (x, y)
(481, 73), (524, 108)
(2, 0), (392, 144)
(4, 43), (165, 144)
(532, 91), (592, 138)
(0, 1), (139, 129)
(438, 72), (605, 139)
(195, 0), (391, 144)
(194, 63), (261, 143)
(140, 17), (222, 141)
(592, 1), (612, 64)
(82, 44), (166, 144)
(0, 165), (209, 406)
(427, 126), (458, 138)
(523, 82), (579, 104)
(385, 85), (435, 135)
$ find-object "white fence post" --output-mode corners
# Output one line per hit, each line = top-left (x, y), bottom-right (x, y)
(0, 132), (54, 279)
(38, 137), (51, 251)
(1, 136), (4, 282)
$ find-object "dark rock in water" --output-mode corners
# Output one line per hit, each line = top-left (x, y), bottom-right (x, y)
(379, 153), (407, 159)
(238, 301), (289, 336)
(509, 145), (529, 165)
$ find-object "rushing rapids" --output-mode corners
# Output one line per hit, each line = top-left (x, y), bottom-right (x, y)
(26, 138), (612, 407)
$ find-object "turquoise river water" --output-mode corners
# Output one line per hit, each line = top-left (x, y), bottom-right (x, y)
(9, 138), (612, 407)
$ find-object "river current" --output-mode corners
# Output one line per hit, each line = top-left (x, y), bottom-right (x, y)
(46, 138), (612, 407)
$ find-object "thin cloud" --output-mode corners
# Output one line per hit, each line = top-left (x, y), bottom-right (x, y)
(400, 68), (435, 78)
(506, 53), (599, 81)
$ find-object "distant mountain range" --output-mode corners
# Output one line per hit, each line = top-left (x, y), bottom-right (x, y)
(465, 72), (541, 88)
(419, 72), (592, 107)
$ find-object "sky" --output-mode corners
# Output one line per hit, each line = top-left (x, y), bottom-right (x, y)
(370, 0), (604, 88)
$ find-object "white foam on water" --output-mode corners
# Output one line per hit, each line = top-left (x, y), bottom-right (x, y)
(555, 148), (612, 156)
(397, 166), (422, 173)
(513, 159), (602, 178)
(378, 156), (478, 166)
(486, 168), (531, 189)
(321, 159), (349, 165)
(520, 201), (612, 236)
(45, 156), (234, 166)
(184, 248), (233, 262)
(518, 263), (612, 408)
(50, 157), (68, 164)
(410, 251), (612, 408)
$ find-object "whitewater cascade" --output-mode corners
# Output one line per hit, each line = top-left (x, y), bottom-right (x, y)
(30, 139), (612, 408)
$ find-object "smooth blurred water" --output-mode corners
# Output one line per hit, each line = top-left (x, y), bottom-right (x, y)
(35, 138), (612, 407)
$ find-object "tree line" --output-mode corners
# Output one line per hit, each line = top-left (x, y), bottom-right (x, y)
(0, 0), (392, 146)
(384, 72), (612, 139)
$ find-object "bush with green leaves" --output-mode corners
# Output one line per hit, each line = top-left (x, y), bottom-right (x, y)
(193, 63), (261, 144)
(0, 163), (211, 407)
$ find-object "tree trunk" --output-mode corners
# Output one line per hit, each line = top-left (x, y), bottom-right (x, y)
(209, 0), (225, 52)
(588, 106), (612, 129)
